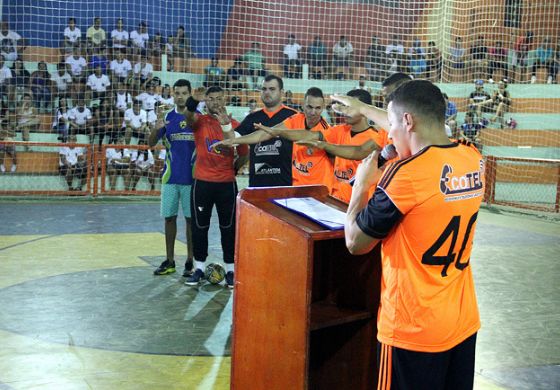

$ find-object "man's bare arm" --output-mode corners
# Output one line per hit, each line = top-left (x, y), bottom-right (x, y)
(330, 94), (389, 130)
(297, 139), (379, 160)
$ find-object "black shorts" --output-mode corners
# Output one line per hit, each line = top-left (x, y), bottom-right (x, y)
(377, 333), (477, 390)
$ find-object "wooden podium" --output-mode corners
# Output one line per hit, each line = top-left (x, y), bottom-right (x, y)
(231, 185), (381, 390)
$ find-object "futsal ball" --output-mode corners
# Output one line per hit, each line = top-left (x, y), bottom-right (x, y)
(205, 263), (226, 285)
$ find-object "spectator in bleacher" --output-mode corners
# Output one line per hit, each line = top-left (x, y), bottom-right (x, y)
(283, 90), (301, 111)
(62, 17), (82, 56)
(385, 35), (405, 75)
(0, 117), (17, 173)
(490, 81), (511, 128)
(426, 40), (442, 81)
(124, 99), (148, 144)
(460, 111), (485, 151)
(468, 79), (493, 117)
(106, 135), (132, 190)
(283, 34), (302, 79)
(53, 97), (70, 141)
(243, 98), (258, 119)
(58, 133), (86, 190)
(551, 42), (560, 84)
(132, 55), (154, 90)
(93, 99), (113, 145)
(159, 84), (174, 106)
(16, 93), (40, 148)
(203, 57), (225, 88)
(0, 56), (12, 106)
(514, 30), (533, 76)
(110, 18), (129, 55)
(442, 93), (458, 137)
(448, 36), (467, 70)
(364, 36), (385, 82)
(89, 46), (110, 74)
(86, 17), (106, 52)
(148, 32), (164, 58)
(408, 37), (426, 57)
(109, 49), (132, 84)
(332, 35), (354, 80)
(65, 47), (87, 102)
(307, 35), (327, 80)
(226, 57), (247, 91)
(130, 22), (149, 57)
(51, 62), (72, 104)
(469, 35), (488, 81)
(355, 75), (372, 94)
(0, 21), (25, 62)
(172, 26), (192, 72)
(531, 36), (554, 84)
(67, 99), (93, 139)
(10, 59), (31, 108)
(113, 81), (132, 116)
(244, 42), (267, 90)
(165, 35), (174, 71)
(409, 47), (427, 79)
(130, 138), (157, 190)
(135, 82), (160, 113)
(86, 64), (111, 105)
(30, 61), (52, 113)
(487, 40), (509, 83)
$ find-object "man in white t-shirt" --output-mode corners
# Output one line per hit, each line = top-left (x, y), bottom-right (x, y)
(0, 21), (25, 62)
(68, 100), (93, 138)
(87, 64), (111, 103)
(106, 137), (132, 190)
(133, 56), (153, 88)
(59, 134), (86, 191)
(114, 81), (133, 115)
(0, 56), (12, 99)
(332, 35), (354, 80)
(110, 49), (132, 83)
(111, 18), (129, 52)
(130, 22), (149, 56)
(51, 62), (73, 101)
(62, 18), (81, 55)
(65, 47), (87, 81)
(135, 83), (160, 112)
(283, 34), (302, 78)
(124, 100), (148, 143)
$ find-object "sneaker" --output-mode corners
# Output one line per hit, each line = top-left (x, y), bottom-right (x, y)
(182, 258), (194, 277)
(10, 164), (16, 173)
(547, 75), (553, 84)
(185, 268), (205, 286)
(154, 259), (176, 275)
(531, 75), (537, 84)
(0, 164), (5, 173)
(225, 271), (234, 289)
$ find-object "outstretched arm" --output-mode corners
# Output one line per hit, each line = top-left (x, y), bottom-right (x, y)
(297, 139), (379, 160)
(330, 94), (389, 130)
(256, 123), (321, 142)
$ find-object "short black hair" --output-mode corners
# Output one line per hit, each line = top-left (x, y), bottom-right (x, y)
(206, 86), (223, 95)
(347, 89), (372, 105)
(382, 72), (412, 89)
(305, 87), (324, 100)
(387, 80), (445, 124)
(264, 74), (283, 90)
(173, 78), (192, 92)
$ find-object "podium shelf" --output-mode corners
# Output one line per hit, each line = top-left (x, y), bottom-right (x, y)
(310, 301), (374, 331)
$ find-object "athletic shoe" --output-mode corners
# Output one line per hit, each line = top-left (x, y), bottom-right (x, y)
(185, 268), (205, 286)
(531, 75), (537, 84)
(0, 164), (5, 173)
(10, 165), (16, 173)
(225, 271), (234, 289)
(183, 258), (194, 277)
(547, 76), (553, 84)
(154, 259), (176, 275)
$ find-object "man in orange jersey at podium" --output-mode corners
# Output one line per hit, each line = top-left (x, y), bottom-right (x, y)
(342, 80), (484, 390)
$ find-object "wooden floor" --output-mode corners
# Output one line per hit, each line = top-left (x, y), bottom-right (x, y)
(0, 200), (559, 390)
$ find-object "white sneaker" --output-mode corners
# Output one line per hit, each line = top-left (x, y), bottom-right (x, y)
(547, 76), (553, 84)
(10, 164), (16, 173)
(531, 75), (537, 84)
(488, 78), (494, 84)
(0, 164), (5, 173)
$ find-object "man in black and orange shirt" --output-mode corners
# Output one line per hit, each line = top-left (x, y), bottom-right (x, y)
(183, 86), (248, 288)
(215, 74), (297, 187)
(341, 80), (484, 389)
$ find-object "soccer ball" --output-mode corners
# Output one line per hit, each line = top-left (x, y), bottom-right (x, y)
(205, 263), (226, 285)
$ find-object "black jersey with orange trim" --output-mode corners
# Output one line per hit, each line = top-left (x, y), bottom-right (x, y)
(236, 105), (297, 187)
(356, 142), (484, 353)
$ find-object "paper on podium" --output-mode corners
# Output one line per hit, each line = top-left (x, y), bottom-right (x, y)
(271, 197), (346, 230)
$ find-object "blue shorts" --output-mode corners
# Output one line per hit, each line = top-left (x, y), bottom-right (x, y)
(160, 183), (192, 218)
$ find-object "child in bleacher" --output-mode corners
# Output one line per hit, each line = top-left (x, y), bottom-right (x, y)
(105, 135), (132, 190)
(58, 133), (86, 191)
(53, 98), (70, 141)
(30, 61), (52, 113)
(16, 93), (40, 149)
(0, 117), (17, 173)
(460, 111), (486, 151)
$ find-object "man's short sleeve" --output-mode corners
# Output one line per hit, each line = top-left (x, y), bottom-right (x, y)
(356, 188), (402, 239)
(235, 113), (254, 136)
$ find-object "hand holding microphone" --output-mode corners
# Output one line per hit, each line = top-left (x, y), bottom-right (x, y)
(350, 144), (397, 187)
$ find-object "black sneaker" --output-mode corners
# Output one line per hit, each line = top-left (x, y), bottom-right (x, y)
(225, 271), (234, 289)
(154, 259), (176, 275)
(183, 258), (194, 277)
(185, 268), (205, 286)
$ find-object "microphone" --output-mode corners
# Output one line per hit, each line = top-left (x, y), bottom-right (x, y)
(350, 144), (398, 186)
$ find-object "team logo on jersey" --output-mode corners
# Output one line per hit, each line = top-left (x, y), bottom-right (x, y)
(170, 132), (195, 141)
(293, 160), (313, 175)
(306, 147), (314, 156)
(439, 163), (484, 200)
(180, 120), (187, 128)
(254, 140), (282, 156)
(205, 138), (231, 155)
(254, 163), (281, 175)
(334, 168), (353, 182)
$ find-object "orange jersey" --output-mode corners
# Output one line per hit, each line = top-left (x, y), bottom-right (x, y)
(193, 116), (247, 182)
(283, 113), (333, 190)
(359, 142), (484, 352)
(321, 124), (389, 203)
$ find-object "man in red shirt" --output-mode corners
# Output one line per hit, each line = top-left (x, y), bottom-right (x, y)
(184, 86), (248, 288)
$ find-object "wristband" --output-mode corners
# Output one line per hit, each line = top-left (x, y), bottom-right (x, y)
(221, 123), (232, 132)
(186, 97), (199, 112)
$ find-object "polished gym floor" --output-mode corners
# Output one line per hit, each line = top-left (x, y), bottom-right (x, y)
(0, 200), (558, 390)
